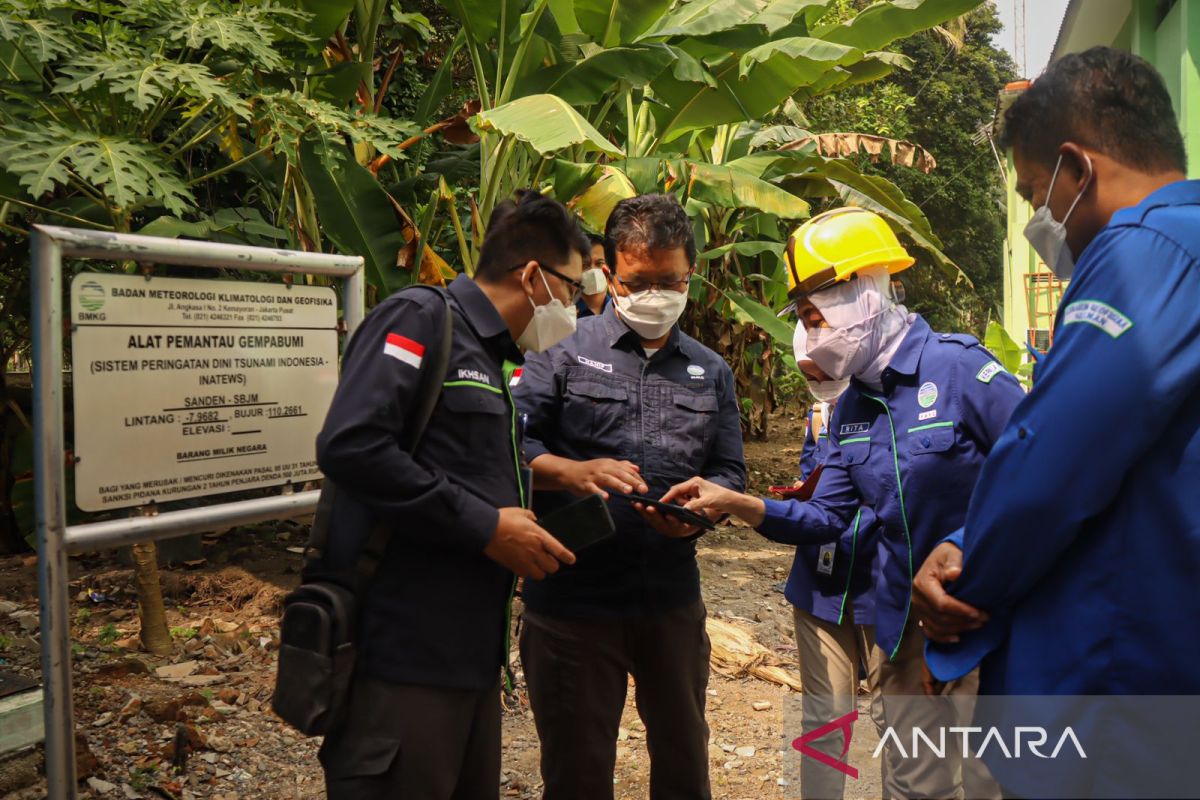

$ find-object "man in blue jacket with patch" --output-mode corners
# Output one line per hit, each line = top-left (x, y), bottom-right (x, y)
(914, 47), (1200, 799)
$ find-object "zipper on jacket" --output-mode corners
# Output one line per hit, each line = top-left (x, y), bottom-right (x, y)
(835, 508), (864, 625)
(862, 393), (914, 661)
(501, 361), (524, 694)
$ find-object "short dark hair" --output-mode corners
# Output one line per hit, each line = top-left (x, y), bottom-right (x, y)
(476, 190), (589, 281)
(604, 194), (696, 271)
(1001, 46), (1186, 174)
(586, 232), (605, 249)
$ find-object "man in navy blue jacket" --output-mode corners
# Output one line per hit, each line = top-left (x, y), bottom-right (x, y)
(314, 192), (583, 799)
(514, 195), (746, 800)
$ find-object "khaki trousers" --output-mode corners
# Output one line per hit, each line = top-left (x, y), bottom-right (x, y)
(793, 609), (1000, 800)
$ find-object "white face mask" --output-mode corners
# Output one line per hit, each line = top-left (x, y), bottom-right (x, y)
(1023, 153), (1091, 281)
(804, 308), (887, 382)
(516, 269), (578, 353)
(613, 287), (688, 340)
(580, 268), (607, 295)
(793, 323), (848, 401)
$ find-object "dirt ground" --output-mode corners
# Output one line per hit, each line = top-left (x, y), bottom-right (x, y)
(0, 411), (885, 799)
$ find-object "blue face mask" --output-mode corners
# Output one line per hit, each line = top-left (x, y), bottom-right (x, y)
(1023, 153), (1092, 280)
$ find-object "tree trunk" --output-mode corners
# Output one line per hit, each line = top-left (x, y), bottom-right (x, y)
(0, 369), (27, 554)
(131, 541), (172, 655)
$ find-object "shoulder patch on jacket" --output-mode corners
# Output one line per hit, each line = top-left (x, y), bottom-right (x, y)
(976, 361), (1004, 384)
(1062, 300), (1134, 339)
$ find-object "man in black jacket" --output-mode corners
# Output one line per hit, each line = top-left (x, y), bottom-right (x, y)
(514, 194), (747, 799)
(315, 191), (585, 799)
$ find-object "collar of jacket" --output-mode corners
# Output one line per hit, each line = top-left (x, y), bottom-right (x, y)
(1115, 178), (1200, 225)
(599, 301), (697, 359)
(448, 274), (522, 362)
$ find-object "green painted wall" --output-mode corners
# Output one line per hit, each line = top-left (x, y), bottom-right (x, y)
(1002, 0), (1200, 354)
(1002, 149), (1035, 348)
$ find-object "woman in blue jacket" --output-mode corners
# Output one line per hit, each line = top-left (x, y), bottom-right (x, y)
(785, 325), (882, 800)
(665, 208), (1025, 800)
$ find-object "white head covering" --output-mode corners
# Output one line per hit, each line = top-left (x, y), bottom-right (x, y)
(806, 265), (913, 389)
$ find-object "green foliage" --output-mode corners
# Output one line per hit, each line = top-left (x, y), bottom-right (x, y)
(170, 626), (198, 641)
(300, 132), (412, 294)
(406, 0), (984, 434)
(97, 623), (119, 646)
(473, 95), (624, 157)
(128, 766), (157, 793)
(803, 1), (1017, 334)
(0, 122), (194, 214)
(983, 320), (1022, 374)
(0, 0), (997, 456)
(983, 320), (1032, 388)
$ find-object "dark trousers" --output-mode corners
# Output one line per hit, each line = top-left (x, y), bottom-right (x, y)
(319, 674), (502, 800)
(519, 599), (712, 800)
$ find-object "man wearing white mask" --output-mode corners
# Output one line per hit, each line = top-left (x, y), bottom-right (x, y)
(663, 207), (1024, 799)
(314, 189), (583, 798)
(513, 194), (746, 800)
(576, 232), (612, 318)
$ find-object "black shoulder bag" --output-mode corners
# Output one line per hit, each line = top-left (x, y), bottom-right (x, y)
(272, 286), (454, 736)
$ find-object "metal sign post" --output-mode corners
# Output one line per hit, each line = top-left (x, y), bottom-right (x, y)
(30, 225), (365, 799)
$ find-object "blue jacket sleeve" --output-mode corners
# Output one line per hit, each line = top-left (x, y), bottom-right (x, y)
(316, 294), (500, 553)
(703, 362), (748, 492)
(756, 433), (861, 546)
(928, 227), (1200, 679)
(799, 411), (818, 480)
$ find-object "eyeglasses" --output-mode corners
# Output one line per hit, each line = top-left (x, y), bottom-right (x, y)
(510, 263), (584, 303)
(612, 270), (694, 294)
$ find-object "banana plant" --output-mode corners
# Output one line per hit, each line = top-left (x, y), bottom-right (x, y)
(428, 0), (979, 223)
(421, 0), (982, 433)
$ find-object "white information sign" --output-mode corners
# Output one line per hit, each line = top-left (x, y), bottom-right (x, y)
(70, 273), (339, 511)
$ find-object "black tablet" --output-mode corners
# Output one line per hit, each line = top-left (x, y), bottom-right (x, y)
(606, 491), (716, 531)
(538, 494), (616, 553)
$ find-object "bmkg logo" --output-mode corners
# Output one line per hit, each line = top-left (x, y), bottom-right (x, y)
(79, 280), (106, 312)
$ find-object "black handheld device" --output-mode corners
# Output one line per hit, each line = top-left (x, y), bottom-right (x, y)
(537, 494), (617, 553)
(606, 491), (716, 531)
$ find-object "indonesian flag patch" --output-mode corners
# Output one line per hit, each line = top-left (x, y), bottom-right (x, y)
(383, 333), (424, 368)
(509, 367), (523, 387)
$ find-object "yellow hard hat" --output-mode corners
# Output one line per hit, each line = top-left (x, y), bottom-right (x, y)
(784, 207), (915, 299)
